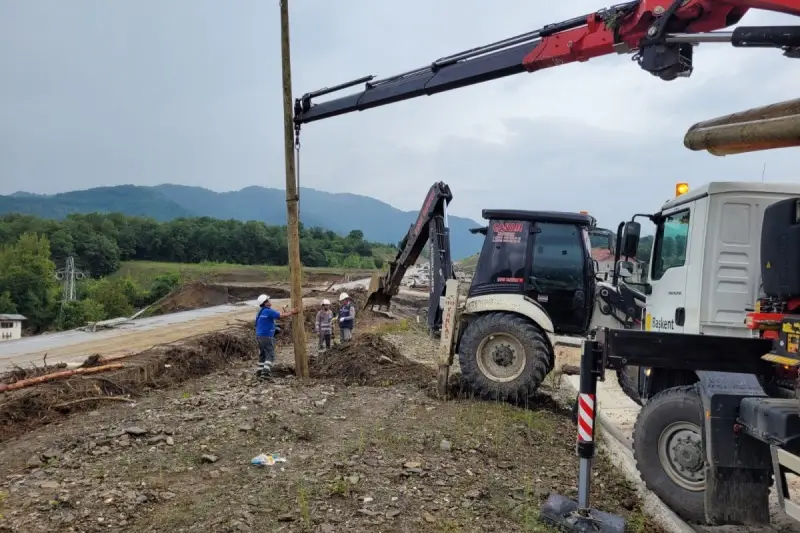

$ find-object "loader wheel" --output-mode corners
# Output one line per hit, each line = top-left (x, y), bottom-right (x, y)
(633, 385), (706, 523)
(458, 312), (551, 402)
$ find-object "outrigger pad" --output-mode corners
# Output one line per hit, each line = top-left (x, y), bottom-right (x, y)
(540, 493), (625, 533)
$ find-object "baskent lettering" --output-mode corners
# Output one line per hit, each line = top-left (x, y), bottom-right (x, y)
(651, 317), (675, 330)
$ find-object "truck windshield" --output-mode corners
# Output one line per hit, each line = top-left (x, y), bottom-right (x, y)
(652, 210), (690, 280)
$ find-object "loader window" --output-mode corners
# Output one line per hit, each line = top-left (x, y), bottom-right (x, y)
(652, 210), (690, 280)
(473, 220), (529, 285)
(531, 223), (585, 289)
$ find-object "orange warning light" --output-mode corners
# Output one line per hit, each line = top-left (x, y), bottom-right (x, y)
(676, 183), (690, 197)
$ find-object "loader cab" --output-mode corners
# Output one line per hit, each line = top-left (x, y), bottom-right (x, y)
(470, 209), (596, 335)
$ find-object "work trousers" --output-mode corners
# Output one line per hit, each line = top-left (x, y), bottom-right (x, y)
(257, 336), (275, 372)
(318, 331), (332, 350)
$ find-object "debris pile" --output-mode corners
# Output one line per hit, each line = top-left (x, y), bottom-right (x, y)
(311, 333), (434, 387)
(0, 328), (256, 441)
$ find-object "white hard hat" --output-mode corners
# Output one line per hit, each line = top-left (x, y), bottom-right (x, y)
(339, 292), (349, 302)
(322, 299), (331, 305)
(257, 294), (270, 305)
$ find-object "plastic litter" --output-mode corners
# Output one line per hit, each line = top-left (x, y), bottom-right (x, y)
(251, 453), (287, 466)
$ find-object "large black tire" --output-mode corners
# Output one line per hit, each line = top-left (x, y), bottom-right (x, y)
(617, 367), (642, 405)
(632, 385), (706, 523)
(458, 312), (551, 401)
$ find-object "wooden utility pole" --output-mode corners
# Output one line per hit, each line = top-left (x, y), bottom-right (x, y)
(279, 0), (309, 379)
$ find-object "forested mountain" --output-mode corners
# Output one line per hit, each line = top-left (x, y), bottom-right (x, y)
(0, 184), (483, 259)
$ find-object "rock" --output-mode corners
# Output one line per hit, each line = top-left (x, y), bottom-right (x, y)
(201, 454), (219, 464)
(26, 456), (43, 469)
(124, 426), (147, 437)
(39, 481), (60, 490)
(238, 423), (254, 432)
(319, 524), (336, 533)
(465, 489), (484, 500)
(439, 440), (451, 452)
(42, 449), (62, 460)
(423, 512), (436, 523)
(346, 475), (360, 485)
(313, 398), (327, 408)
(165, 436), (175, 446)
(358, 509), (381, 517)
(277, 513), (294, 522)
(147, 435), (166, 445)
(403, 461), (421, 469)
(386, 509), (401, 518)
(377, 355), (394, 365)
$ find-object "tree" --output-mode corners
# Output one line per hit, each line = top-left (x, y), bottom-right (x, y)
(0, 233), (58, 331)
(56, 299), (105, 330)
(84, 278), (134, 318)
(0, 291), (17, 314)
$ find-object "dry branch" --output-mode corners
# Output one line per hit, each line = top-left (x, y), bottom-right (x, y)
(0, 363), (126, 393)
(53, 396), (131, 409)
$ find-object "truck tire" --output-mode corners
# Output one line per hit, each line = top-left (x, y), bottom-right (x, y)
(617, 367), (642, 405)
(632, 385), (706, 523)
(458, 312), (551, 401)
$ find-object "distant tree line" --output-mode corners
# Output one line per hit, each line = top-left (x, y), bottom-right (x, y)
(0, 213), (393, 334)
(0, 213), (389, 278)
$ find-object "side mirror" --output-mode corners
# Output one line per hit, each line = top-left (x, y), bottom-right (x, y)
(622, 221), (641, 258)
(616, 260), (634, 279)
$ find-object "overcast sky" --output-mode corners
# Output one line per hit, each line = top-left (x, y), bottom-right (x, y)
(1, 1), (799, 231)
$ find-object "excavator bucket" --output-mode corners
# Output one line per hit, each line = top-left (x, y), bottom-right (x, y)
(684, 97), (800, 156)
(364, 273), (394, 317)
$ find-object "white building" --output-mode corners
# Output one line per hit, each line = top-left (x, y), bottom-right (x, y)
(0, 314), (26, 341)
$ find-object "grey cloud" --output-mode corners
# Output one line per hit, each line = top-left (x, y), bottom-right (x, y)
(1, 0), (799, 231)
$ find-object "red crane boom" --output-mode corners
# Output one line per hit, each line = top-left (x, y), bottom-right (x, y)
(294, 0), (800, 124)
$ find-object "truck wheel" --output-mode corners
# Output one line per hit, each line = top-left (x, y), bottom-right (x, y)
(617, 367), (642, 405)
(458, 312), (551, 401)
(633, 385), (706, 523)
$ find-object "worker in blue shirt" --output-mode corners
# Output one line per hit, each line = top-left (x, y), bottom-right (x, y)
(255, 294), (299, 377)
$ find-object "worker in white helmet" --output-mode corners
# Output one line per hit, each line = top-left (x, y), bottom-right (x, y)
(336, 292), (355, 343)
(314, 299), (334, 353)
(255, 294), (299, 377)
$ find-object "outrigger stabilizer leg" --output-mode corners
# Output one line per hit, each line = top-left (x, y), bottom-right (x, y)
(539, 339), (625, 533)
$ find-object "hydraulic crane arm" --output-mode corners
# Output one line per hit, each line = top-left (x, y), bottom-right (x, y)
(365, 182), (454, 332)
(295, 0), (800, 124)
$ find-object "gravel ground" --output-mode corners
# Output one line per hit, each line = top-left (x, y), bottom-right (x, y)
(0, 325), (666, 533)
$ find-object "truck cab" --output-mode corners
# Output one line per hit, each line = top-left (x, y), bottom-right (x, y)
(625, 181), (800, 401)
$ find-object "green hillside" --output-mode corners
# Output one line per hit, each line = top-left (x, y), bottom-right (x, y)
(0, 184), (483, 260)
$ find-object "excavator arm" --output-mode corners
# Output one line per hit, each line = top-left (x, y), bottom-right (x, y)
(366, 182), (454, 332)
(295, 0), (800, 124)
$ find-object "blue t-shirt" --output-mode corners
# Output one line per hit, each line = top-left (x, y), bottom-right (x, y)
(255, 307), (281, 337)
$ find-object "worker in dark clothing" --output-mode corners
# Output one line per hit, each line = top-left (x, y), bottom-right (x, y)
(337, 292), (356, 342)
(255, 294), (299, 377)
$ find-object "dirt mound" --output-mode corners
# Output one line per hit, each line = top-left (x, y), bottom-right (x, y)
(311, 333), (435, 387)
(0, 328), (257, 442)
(151, 282), (290, 315)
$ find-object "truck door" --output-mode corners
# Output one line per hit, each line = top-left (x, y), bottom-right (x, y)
(646, 208), (691, 333)
(528, 222), (591, 335)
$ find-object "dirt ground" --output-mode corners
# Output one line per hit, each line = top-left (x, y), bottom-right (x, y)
(0, 312), (667, 533)
(150, 282), (293, 315)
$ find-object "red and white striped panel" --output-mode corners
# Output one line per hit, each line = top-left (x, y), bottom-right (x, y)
(577, 393), (595, 442)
